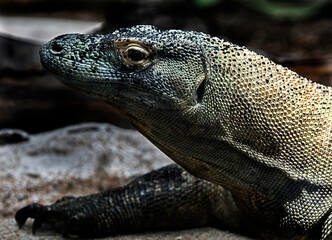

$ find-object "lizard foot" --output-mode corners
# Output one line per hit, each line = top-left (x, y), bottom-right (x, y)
(15, 196), (103, 238)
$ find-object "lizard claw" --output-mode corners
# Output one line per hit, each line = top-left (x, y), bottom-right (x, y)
(15, 203), (46, 229)
(15, 202), (70, 235)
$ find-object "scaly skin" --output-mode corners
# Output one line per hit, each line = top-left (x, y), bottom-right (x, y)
(15, 25), (331, 239)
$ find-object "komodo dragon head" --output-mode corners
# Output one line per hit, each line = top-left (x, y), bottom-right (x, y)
(41, 25), (207, 110)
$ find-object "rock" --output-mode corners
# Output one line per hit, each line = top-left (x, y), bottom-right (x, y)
(0, 128), (29, 145)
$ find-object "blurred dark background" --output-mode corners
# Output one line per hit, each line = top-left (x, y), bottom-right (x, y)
(0, 0), (331, 133)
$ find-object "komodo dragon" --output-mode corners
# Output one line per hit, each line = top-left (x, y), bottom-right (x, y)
(15, 25), (331, 239)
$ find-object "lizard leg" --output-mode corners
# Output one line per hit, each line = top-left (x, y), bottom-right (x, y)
(15, 164), (242, 238)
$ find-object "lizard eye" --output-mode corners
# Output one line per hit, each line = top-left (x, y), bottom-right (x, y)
(126, 48), (147, 62)
(122, 44), (150, 66)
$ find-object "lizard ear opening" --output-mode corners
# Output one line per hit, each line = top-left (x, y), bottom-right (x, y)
(193, 79), (206, 105)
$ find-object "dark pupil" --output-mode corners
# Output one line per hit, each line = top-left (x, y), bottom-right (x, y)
(128, 49), (145, 62)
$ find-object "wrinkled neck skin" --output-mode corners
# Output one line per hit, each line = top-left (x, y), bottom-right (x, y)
(101, 78), (300, 193)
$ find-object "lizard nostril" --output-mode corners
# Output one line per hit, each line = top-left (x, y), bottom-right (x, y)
(50, 41), (64, 55)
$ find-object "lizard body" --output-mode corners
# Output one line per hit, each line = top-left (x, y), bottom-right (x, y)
(16, 25), (331, 239)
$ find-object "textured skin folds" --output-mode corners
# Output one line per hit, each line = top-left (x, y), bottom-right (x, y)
(16, 25), (331, 239)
